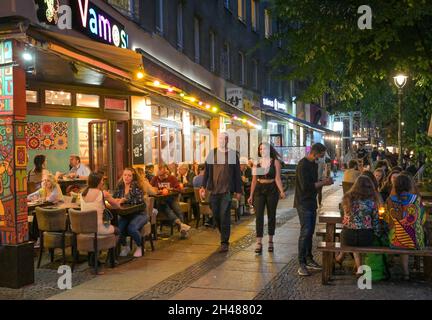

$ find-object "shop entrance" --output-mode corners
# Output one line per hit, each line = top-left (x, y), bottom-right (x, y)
(89, 120), (129, 188)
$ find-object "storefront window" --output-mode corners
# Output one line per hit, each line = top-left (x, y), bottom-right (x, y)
(45, 90), (71, 106)
(26, 90), (38, 103)
(151, 125), (160, 165)
(152, 105), (160, 117)
(175, 111), (182, 122)
(160, 127), (183, 164)
(193, 131), (210, 164)
(77, 94), (100, 108)
(105, 98), (127, 111)
(160, 106), (168, 118)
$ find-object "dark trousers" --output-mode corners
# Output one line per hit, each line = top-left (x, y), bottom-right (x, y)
(118, 213), (148, 247)
(210, 192), (232, 245)
(297, 205), (317, 264)
(254, 182), (279, 238)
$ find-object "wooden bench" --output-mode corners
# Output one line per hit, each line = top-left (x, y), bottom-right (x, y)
(317, 242), (432, 284)
(316, 228), (341, 240)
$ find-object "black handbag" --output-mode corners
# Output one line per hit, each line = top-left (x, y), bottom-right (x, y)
(102, 193), (114, 226)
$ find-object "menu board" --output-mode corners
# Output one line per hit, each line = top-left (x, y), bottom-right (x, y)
(132, 119), (145, 165)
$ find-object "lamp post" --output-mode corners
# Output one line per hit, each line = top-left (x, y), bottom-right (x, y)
(393, 74), (408, 167)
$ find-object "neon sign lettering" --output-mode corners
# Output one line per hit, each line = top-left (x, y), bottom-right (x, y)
(71, 0), (129, 48)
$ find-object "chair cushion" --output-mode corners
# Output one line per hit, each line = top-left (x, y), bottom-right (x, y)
(179, 202), (190, 213)
(76, 233), (116, 252)
(140, 222), (152, 236)
(43, 231), (73, 248)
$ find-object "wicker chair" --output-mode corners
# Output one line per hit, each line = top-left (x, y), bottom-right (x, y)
(68, 209), (117, 273)
(35, 207), (72, 268)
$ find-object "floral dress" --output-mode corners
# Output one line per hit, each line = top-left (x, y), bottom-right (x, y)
(384, 193), (426, 250)
(342, 199), (380, 236)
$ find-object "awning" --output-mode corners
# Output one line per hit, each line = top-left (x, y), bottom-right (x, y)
(26, 26), (143, 81)
(263, 107), (337, 134)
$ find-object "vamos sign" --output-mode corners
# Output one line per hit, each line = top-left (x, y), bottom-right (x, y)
(34, 0), (129, 48)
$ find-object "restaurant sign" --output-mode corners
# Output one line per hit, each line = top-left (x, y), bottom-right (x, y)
(226, 87), (243, 110)
(262, 97), (287, 112)
(34, 0), (129, 48)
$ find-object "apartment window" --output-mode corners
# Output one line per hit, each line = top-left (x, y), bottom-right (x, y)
(210, 31), (216, 72)
(222, 42), (231, 80)
(155, 0), (164, 34)
(107, 0), (133, 14)
(252, 59), (258, 89)
(194, 17), (200, 63)
(237, 0), (246, 22)
(251, 0), (259, 31)
(177, 3), (183, 50)
(238, 51), (245, 85)
(265, 9), (272, 38)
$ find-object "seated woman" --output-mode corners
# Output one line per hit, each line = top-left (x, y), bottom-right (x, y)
(28, 174), (64, 204)
(384, 174), (426, 280)
(27, 155), (50, 193)
(80, 172), (119, 236)
(379, 168), (401, 202)
(335, 175), (381, 275)
(113, 168), (148, 258)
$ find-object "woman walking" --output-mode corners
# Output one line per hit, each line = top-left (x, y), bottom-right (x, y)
(248, 142), (286, 254)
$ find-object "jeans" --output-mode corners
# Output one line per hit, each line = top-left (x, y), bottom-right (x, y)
(158, 196), (185, 224)
(297, 205), (317, 264)
(118, 213), (148, 247)
(210, 192), (232, 244)
(254, 182), (279, 238)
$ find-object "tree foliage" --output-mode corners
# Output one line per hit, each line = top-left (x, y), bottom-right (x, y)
(269, 0), (432, 174)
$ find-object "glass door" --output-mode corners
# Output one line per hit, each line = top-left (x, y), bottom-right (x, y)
(89, 120), (109, 174)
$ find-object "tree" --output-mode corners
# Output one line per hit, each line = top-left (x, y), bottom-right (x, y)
(268, 0), (432, 174)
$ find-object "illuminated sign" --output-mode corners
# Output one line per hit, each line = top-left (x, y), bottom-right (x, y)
(70, 0), (129, 48)
(35, 0), (60, 25)
(262, 97), (287, 112)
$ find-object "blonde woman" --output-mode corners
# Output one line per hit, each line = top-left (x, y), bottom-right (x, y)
(27, 174), (64, 203)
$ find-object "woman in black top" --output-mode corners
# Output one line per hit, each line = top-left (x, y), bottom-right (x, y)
(248, 143), (286, 253)
(113, 168), (148, 258)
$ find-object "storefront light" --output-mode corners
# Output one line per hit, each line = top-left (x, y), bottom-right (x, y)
(167, 87), (174, 93)
(153, 80), (160, 86)
(211, 106), (218, 113)
(136, 71), (144, 79)
(180, 93), (186, 98)
(22, 52), (33, 62)
(198, 101), (203, 106)
(205, 104), (211, 109)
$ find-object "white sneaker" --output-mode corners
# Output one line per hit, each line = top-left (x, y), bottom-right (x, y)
(133, 247), (143, 257)
(119, 246), (131, 257)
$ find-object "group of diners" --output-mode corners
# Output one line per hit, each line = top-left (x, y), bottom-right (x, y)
(340, 158), (426, 280)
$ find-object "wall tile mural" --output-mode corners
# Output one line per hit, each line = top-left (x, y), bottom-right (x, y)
(0, 40), (13, 114)
(26, 121), (68, 150)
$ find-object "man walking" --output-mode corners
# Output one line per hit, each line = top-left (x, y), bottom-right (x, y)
(201, 132), (242, 253)
(295, 143), (334, 276)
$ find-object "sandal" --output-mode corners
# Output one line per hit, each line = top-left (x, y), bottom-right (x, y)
(255, 242), (263, 254)
(268, 241), (274, 252)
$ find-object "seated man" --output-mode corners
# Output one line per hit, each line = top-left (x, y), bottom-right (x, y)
(63, 155), (91, 179)
(145, 164), (155, 182)
(177, 162), (195, 187)
(150, 164), (191, 237)
(343, 159), (361, 184)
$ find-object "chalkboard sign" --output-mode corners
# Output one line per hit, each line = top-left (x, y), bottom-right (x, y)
(132, 119), (145, 165)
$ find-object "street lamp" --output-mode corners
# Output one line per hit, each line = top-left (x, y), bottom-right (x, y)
(393, 74), (408, 166)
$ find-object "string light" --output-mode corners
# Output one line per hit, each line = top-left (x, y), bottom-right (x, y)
(180, 93), (185, 97)
(153, 80), (160, 86)
(211, 106), (218, 113)
(205, 104), (211, 109)
(167, 87), (174, 93)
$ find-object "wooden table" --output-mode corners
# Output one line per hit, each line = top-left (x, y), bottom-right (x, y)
(27, 201), (53, 212)
(318, 211), (343, 283)
(109, 203), (147, 216)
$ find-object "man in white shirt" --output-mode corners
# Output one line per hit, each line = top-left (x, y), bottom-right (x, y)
(67, 155), (91, 179)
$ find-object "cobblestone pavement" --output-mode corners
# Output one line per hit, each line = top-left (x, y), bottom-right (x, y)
(254, 246), (432, 300)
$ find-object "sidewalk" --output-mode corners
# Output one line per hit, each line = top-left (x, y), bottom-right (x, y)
(49, 183), (341, 300)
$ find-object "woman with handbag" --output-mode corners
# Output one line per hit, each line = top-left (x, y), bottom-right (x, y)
(113, 168), (148, 258)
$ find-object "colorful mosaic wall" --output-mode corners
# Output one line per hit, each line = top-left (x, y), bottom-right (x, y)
(26, 121), (68, 150)
(0, 41), (13, 114)
(0, 40), (28, 245)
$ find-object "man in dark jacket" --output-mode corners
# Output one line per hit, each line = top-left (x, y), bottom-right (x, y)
(201, 132), (242, 252)
(294, 143), (334, 276)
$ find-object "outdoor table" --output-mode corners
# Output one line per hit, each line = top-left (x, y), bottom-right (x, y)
(109, 203), (147, 217)
(27, 200), (53, 212)
(318, 211), (343, 280)
(420, 191), (432, 201)
(57, 178), (87, 194)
